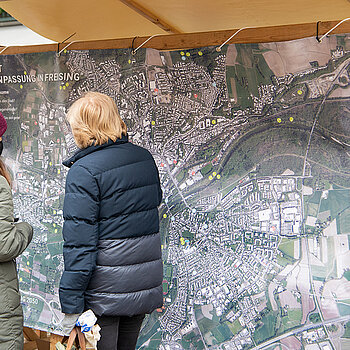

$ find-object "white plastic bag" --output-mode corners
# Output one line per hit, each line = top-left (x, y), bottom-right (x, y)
(76, 310), (97, 333)
(75, 309), (100, 350)
(84, 324), (101, 350)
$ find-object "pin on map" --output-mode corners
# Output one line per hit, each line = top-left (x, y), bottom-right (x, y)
(20, 85), (23, 89)
(209, 175), (213, 180)
(212, 172), (217, 177)
(198, 51), (203, 56)
(180, 51), (185, 56)
(186, 52), (190, 57)
(163, 214), (167, 219)
(151, 120), (156, 126)
(297, 90), (303, 95)
(277, 118), (282, 123)
(212, 120), (216, 125)
(10, 38), (348, 344)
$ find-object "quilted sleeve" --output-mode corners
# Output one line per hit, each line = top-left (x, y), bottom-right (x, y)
(59, 165), (99, 314)
(0, 177), (33, 262)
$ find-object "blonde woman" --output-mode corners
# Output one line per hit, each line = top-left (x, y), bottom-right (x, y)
(59, 92), (163, 349)
(0, 158), (33, 350)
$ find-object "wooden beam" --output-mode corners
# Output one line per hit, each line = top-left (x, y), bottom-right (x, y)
(119, 0), (182, 34)
(23, 327), (40, 350)
(1, 20), (350, 55)
(49, 333), (63, 350)
(23, 327), (40, 341)
(24, 341), (38, 350)
(36, 338), (50, 350)
(22, 327), (63, 350)
(39, 330), (48, 339)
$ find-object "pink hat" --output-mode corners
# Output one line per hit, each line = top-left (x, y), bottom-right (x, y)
(0, 112), (7, 137)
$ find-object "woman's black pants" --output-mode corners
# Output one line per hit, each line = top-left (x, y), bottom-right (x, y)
(97, 314), (145, 350)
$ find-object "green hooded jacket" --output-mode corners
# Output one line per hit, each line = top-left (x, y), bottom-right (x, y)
(0, 175), (33, 350)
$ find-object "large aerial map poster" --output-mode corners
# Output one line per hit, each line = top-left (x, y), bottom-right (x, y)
(0, 34), (350, 349)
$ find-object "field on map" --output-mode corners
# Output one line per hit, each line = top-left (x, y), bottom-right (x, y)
(0, 34), (350, 349)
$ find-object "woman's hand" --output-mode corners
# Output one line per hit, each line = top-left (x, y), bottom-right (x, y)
(60, 313), (81, 336)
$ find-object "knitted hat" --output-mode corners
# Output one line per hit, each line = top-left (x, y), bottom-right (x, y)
(0, 112), (7, 137)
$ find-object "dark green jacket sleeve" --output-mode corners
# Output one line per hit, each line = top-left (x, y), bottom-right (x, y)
(0, 176), (33, 262)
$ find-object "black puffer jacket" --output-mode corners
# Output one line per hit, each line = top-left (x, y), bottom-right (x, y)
(59, 135), (163, 316)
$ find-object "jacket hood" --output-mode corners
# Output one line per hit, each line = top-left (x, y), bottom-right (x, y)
(63, 134), (129, 168)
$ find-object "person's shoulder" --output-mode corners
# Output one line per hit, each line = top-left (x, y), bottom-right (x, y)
(0, 175), (10, 190)
(106, 142), (154, 162)
(67, 162), (92, 177)
(0, 176), (12, 200)
(126, 142), (153, 159)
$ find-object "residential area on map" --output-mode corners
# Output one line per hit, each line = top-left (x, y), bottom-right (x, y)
(0, 34), (350, 349)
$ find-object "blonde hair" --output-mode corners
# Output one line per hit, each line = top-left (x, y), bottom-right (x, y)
(66, 92), (127, 149)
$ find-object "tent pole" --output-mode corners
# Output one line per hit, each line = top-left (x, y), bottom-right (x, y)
(119, 0), (181, 34)
(1, 20), (350, 55)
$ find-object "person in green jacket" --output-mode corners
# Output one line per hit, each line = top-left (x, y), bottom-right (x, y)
(0, 159), (33, 350)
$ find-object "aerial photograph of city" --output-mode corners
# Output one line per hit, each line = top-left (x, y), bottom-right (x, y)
(0, 33), (349, 349)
